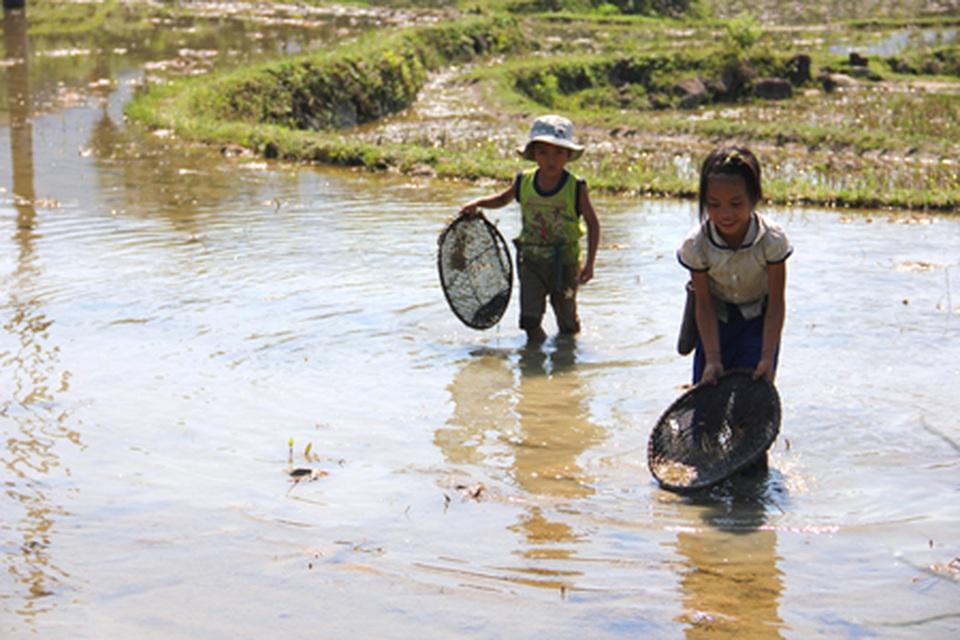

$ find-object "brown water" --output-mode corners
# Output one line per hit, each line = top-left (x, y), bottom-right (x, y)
(3, 6), (960, 639)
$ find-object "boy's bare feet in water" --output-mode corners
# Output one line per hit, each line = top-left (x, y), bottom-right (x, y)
(525, 326), (547, 344)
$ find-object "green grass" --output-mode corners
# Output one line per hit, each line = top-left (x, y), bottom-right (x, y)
(21, 0), (153, 37)
(126, 16), (527, 159)
(704, 0), (958, 24)
(123, 2), (960, 211)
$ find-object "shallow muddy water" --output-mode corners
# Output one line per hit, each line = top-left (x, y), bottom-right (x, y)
(2, 7), (960, 640)
(829, 26), (958, 57)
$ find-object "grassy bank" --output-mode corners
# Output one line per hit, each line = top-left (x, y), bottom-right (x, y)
(127, 15), (526, 163)
(123, 2), (960, 211)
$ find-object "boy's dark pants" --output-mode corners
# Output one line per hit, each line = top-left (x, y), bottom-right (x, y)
(518, 258), (581, 334)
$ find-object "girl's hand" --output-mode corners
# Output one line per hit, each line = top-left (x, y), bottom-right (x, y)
(752, 358), (776, 382)
(702, 360), (723, 385)
(459, 203), (479, 217)
(578, 262), (594, 284)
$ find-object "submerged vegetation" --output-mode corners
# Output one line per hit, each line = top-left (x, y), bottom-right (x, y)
(118, 0), (960, 210)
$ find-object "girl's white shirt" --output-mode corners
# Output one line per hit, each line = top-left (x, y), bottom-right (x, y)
(677, 213), (792, 322)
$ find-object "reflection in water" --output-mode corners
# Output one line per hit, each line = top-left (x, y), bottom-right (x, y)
(672, 477), (785, 638)
(435, 350), (515, 468)
(4, 8), (33, 218)
(89, 103), (219, 226)
(2, 7), (79, 627)
(438, 338), (604, 590)
(510, 340), (603, 558)
(512, 340), (600, 499)
(89, 95), (289, 233)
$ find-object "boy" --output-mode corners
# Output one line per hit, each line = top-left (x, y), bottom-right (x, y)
(459, 115), (600, 343)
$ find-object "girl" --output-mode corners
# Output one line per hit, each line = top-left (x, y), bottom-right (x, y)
(677, 146), (792, 385)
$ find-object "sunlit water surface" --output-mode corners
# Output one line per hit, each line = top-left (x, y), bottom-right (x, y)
(2, 9), (960, 640)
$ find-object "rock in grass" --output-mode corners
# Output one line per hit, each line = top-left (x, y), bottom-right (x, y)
(786, 54), (812, 85)
(849, 52), (869, 67)
(673, 77), (708, 109)
(847, 66), (883, 81)
(754, 78), (793, 100)
(721, 59), (756, 97)
(818, 72), (858, 92)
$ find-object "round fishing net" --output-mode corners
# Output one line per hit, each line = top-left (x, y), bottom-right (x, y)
(437, 213), (513, 330)
(648, 370), (781, 492)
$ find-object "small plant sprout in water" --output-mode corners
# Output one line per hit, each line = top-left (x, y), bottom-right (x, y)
(304, 442), (321, 463)
(285, 438), (328, 492)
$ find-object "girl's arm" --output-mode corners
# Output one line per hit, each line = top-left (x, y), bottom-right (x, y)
(578, 184), (600, 284)
(459, 182), (516, 216)
(691, 271), (722, 384)
(754, 261), (786, 382)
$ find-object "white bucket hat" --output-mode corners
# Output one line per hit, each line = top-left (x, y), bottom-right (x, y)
(517, 114), (584, 162)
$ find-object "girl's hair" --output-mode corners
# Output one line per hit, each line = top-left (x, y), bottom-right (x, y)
(698, 146), (762, 220)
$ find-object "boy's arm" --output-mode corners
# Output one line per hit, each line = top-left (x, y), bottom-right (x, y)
(460, 182), (516, 216)
(754, 261), (786, 382)
(578, 184), (600, 284)
(691, 271), (722, 384)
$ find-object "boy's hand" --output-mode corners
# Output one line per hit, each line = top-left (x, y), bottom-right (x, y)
(701, 360), (723, 385)
(458, 203), (479, 217)
(752, 358), (776, 382)
(578, 263), (594, 284)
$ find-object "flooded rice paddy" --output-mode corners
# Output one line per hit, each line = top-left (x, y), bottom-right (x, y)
(2, 6), (960, 639)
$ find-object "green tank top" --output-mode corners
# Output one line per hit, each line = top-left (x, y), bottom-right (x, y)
(514, 168), (585, 265)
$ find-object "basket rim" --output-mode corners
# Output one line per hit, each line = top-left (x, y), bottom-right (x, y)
(647, 368), (781, 492)
(437, 212), (513, 330)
